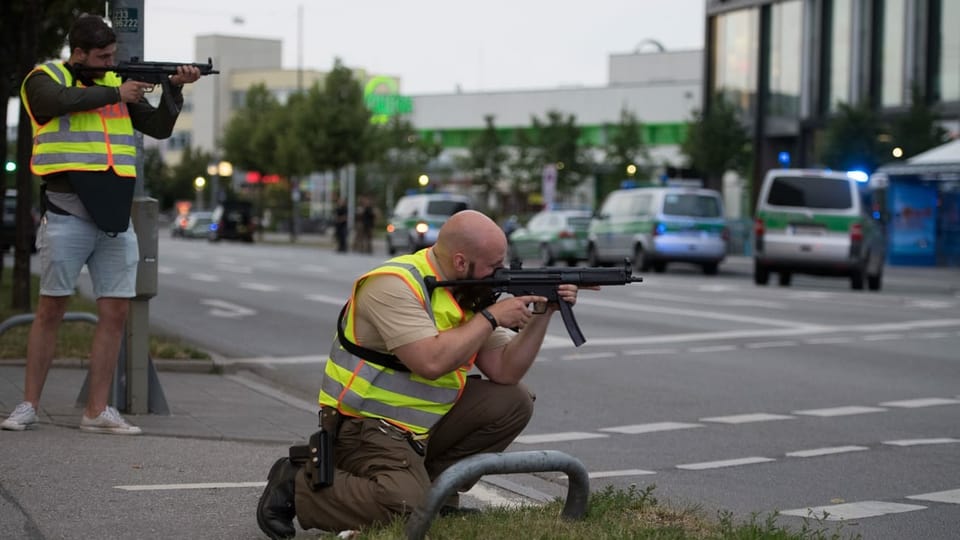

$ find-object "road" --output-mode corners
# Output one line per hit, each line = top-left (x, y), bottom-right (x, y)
(137, 236), (960, 538)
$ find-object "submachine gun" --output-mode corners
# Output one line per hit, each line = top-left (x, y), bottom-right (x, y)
(426, 261), (642, 347)
(79, 57), (219, 115)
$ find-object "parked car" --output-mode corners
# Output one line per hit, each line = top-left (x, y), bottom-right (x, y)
(753, 168), (885, 290)
(171, 211), (213, 239)
(508, 209), (592, 266)
(588, 186), (728, 274)
(209, 201), (255, 243)
(2, 189), (38, 253)
(385, 193), (472, 254)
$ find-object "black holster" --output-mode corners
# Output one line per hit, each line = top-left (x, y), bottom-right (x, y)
(289, 408), (340, 491)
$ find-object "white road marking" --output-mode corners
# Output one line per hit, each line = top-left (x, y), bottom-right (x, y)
(804, 337), (854, 345)
(600, 422), (703, 434)
(579, 296), (823, 329)
(676, 457), (775, 470)
(513, 432), (609, 444)
(688, 345), (738, 353)
(786, 446), (869, 458)
(780, 501), (926, 520)
(238, 282), (278, 292)
(157, 266), (176, 275)
(878, 397), (960, 408)
(883, 438), (960, 447)
(745, 340), (797, 349)
(201, 299), (256, 319)
(907, 489), (960, 505)
(217, 265), (252, 274)
(115, 481), (266, 491)
(559, 352), (617, 361)
(622, 348), (679, 356)
(862, 334), (903, 341)
(906, 300), (955, 309)
(189, 273), (219, 282)
(793, 406), (887, 417)
(917, 331), (952, 339)
(700, 413), (794, 424)
(305, 294), (347, 305)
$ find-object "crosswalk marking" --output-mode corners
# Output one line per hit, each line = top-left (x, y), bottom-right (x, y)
(599, 422), (703, 434)
(513, 432), (609, 444)
(878, 397), (960, 408)
(238, 282), (278, 292)
(906, 489), (960, 505)
(780, 501), (926, 520)
(700, 413), (794, 424)
(793, 406), (887, 417)
(786, 446), (869, 458)
(676, 457), (775, 470)
(882, 438), (960, 446)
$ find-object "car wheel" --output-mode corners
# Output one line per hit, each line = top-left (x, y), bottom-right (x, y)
(539, 244), (555, 266)
(778, 272), (792, 286)
(652, 262), (667, 273)
(702, 262), (719, 275)
(850, 266), (865, 290)
(386, 237), (396, 255)
(867, 269), (882, 291)
(754, 261), (770, 285)
(633, 245), (651, 272)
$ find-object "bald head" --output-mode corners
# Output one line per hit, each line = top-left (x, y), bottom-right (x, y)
(434, 210), (507, 278)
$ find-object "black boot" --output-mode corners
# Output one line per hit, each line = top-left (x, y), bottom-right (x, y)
(257, 458), (298, 539)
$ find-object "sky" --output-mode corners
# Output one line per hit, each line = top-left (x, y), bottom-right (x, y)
(8, 0), (706, 123)
(142, 0), (705, 94)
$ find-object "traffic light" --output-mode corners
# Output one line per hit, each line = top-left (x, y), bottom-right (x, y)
(4, 161), (14, 173)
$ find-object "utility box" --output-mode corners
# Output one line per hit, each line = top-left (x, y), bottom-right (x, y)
(131, 197), (159, 299)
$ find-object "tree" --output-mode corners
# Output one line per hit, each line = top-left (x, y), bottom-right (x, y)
(462, 115), (507, 208)
(602, 108), (652, 198)
(531, 110), (585, 196)
(1, 0), (100, 308)
(367, 116), (440, 211)
(818, 101), (891, 173)
(681, 94), (752, 193)
(891, 85), (949, 160)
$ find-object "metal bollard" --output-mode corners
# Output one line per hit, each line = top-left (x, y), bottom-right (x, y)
(405, 450), (590, 540)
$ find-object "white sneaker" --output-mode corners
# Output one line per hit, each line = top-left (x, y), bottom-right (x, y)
(1, 402), (38, 431)
(80, 406), (142, 435)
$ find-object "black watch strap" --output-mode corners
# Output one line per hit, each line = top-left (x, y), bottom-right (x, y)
(479, 309), (498, 330)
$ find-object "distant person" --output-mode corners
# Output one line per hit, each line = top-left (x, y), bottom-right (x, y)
(1, 15), (201, 434)
(352, 195), (375, 254)
(334, 197), (348, 253)
(255, 210), (588, 537)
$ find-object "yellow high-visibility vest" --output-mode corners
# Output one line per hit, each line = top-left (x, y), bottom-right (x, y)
(319, 249), (475, 435)
(20, 61), (137, 177)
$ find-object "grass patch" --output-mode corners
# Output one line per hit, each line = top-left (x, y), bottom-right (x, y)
(0, 273), (209, 360)
(356, 485), (861, 540)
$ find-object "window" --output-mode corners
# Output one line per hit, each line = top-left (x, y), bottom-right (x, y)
(825, 0), (853, 112)
(712, 8), (759, 117)
(880, 0), (906, 107)
(425, 200), (468, 216)
(768, 0), (803, 117)
(767, 176), (853, 209)
(662, 194), (722, 218)
(936, 0), (960, 102)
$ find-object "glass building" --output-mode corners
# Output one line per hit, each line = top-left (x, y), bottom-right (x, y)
(705, 0), (959, 266)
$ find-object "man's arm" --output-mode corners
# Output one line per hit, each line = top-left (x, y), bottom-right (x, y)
(23, 71), (117, 124)
(127, 85), (183, 140)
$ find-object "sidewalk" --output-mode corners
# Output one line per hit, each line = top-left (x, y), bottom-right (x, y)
(0, 361), (556, 540)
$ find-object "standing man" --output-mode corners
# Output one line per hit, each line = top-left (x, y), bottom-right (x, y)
(257, 210), (585, 538)
(0, 15), (201, 434)
(334, 197), (348, 253)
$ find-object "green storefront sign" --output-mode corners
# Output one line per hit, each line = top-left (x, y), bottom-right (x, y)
(364, 76), (413, 124)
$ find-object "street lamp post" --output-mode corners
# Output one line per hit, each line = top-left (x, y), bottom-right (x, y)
(206, 160), (233, 208)
(194, 176), (206, 210)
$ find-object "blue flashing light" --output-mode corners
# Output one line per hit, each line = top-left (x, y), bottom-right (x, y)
(620, 180), (637, 189)
(777, 151), (791, 167)
(872, 211), (881, 220)
(210, 223), (218, 231)
(847, 170), (869, 183)
(655, 222), (667, 235)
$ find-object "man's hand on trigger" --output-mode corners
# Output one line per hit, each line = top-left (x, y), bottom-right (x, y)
(486, 295), (547, 330)
(169, 65), (202, 86)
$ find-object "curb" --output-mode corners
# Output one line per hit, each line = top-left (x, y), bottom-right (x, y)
(0, 357), (217, 373)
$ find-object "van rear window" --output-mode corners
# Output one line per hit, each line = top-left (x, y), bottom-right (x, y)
(767, 176), (852, 209)
(426, 200), (469, 216)
(662, 194), (721, 218)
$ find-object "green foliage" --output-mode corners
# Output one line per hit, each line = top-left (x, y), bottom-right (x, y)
(222, 84), (283, 174)
(367, 116), (441, 207)
(682, 94), (752, 192)
(818, 102), (890, 173)
(532, 110), (586, 194)
(601, 108), (653, 197)
(316, 58), (372, 171)
(463, 115), (508, 199)
(891, 85), (950, 160)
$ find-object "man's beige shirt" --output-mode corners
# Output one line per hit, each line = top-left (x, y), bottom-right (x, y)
(351, 249), (513, 355)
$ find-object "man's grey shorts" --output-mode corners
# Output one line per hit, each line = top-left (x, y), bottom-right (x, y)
(37, 212), (138, 298)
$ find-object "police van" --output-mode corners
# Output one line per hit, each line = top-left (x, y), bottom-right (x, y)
(587, 186), (728, 274)
(753, 168), (885, 290)
(385, 193), (472, 254)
